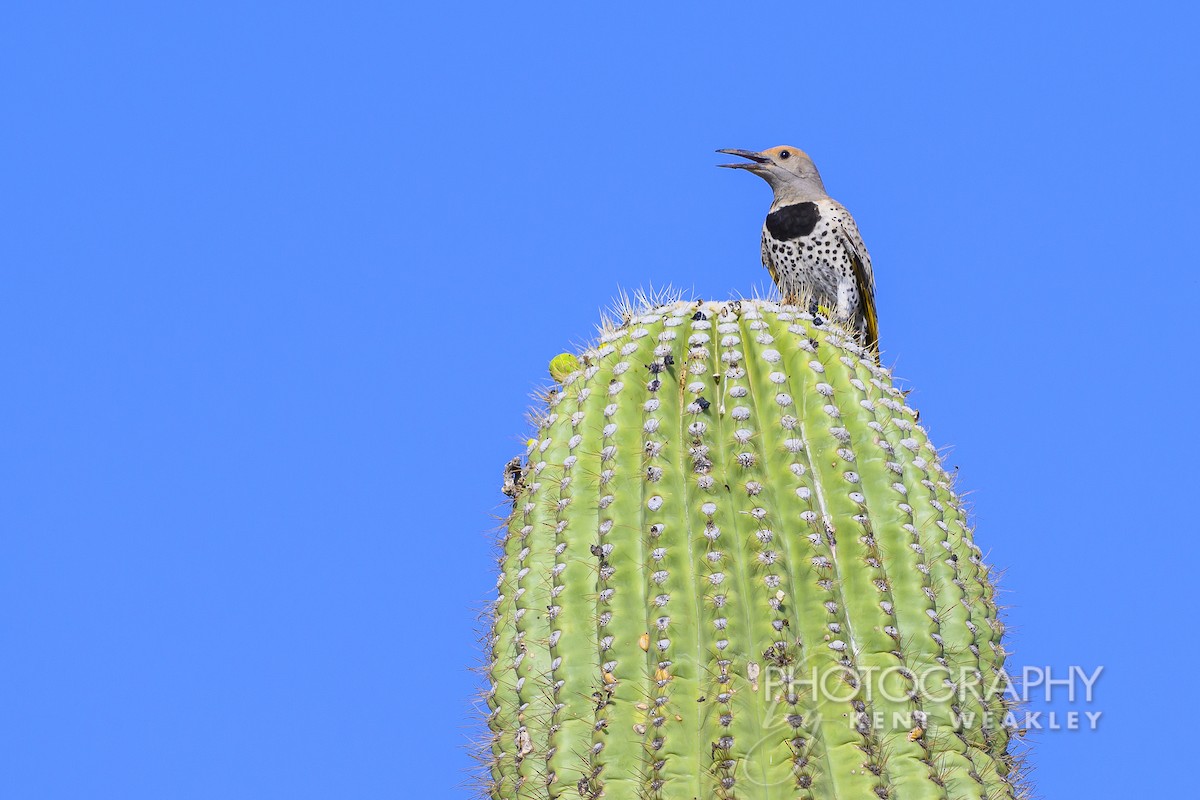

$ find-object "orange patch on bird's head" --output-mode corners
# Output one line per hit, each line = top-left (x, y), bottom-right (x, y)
(760, 145), (812, 163)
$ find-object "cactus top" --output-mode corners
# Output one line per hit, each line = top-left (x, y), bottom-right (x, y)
(485, 299), (1021, 800)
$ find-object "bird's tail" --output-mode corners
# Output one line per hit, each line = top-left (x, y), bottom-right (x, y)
(862, 300), (880, 359)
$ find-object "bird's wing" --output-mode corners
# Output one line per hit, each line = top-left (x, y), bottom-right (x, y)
(837, 216), (878, 350)
(760, 228), (779, 287)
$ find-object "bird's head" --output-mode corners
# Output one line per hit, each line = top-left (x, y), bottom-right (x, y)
(717, 145), (827, 201)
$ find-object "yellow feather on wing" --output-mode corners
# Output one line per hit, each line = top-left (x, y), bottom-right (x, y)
(840, 232), (879, 352)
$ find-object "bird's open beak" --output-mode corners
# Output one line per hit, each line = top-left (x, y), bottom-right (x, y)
(716, 149), (770, 169)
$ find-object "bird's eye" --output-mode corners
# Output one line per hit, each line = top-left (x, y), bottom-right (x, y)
(779, 150), (790, 159)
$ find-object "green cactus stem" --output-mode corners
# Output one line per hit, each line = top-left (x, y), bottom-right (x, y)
(484, 299), (1021, 800)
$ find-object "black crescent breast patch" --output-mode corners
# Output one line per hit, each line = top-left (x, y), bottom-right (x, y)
(765, 202), (821, 241)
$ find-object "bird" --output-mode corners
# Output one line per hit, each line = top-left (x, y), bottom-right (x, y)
(718, 146), (878, 350)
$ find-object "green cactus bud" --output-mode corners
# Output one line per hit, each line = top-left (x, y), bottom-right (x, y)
(549, 352), (582, 384)
(485, 299), (1021, 800)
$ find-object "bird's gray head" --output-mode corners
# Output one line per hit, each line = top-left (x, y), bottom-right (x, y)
(717, 145), (827, 203)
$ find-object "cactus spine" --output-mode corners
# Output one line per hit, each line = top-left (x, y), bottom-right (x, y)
(485, 299), (1019, 800)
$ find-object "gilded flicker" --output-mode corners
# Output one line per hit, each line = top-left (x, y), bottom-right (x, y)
(718, 146), (878, 349)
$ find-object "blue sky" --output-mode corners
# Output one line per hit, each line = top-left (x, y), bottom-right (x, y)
(3, 2), (1198, 797)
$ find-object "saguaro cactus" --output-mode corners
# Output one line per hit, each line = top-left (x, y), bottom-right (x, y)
(484, 299), (1020, 800)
